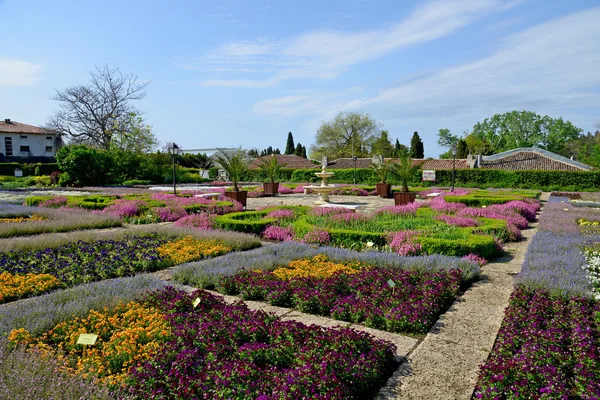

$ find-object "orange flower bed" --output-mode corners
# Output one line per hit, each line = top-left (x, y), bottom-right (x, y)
(272, 254), (364, 280)
(9, 301), (171, 387)
(0, 272), (62, 303)
(157, 236), (231, 264)
(0, 215), (45, 223)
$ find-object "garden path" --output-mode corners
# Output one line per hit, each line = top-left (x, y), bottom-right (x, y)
(375, 192), (549, 399)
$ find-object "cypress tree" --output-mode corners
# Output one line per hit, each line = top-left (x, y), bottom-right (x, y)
(294, 142), (303, 156)
(301, 145), (307, 158)
(456, 139), (468, 158)
(410, 132), (424, 158)
(285, 132), (295, 155)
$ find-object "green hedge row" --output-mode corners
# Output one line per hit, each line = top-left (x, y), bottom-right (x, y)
(215, 206), (506, 258)
(271, 168), (600, 191)
(0, 163), (58, 176)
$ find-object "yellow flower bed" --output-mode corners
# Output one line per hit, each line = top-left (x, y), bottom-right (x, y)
(0, 272), (62, 303)
(0, 215), (45, 223)
(272, 254), (364, 280)
(157, 236), (232, 264)
(578, 218), (600, 226)
(9, 301), (171, 387)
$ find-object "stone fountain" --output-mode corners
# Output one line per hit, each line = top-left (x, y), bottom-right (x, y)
(305, 164), (337, 205)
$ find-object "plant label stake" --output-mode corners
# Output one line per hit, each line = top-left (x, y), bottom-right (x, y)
(193, 297), (201, 308)
(387, 279), (396, 295)
(76, 333), (98, 358)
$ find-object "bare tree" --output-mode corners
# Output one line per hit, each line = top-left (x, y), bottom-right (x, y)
(47, 65), (151, 150)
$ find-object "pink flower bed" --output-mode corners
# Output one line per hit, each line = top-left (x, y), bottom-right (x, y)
(263, 225), (295, 241)
(39, 197), (68, 208)
(154, 207), (188, 222)
(388, 230), (423, 256)
(308, 207), (353, 217)
(102, 200), (146, 218)
(266, 209), (295, 219)
(278, 185), (294, 194)
(435, 215), (478, 227)
(375, 202), (422, 216)
(173, 213), (215, 230)
(301, 228), (331, 245)
(331, 212), (367, 223)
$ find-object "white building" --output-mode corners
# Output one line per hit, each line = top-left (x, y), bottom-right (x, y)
(0, 119), (62, 162)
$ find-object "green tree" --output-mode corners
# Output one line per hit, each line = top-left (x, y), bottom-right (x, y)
(470, 111), (582, 155)
(456, 139), (468, 158)
(410, 132), (424, 158)
(55, 145), (113, 186)
(108, 113), (158, 153)
(310, 111), (381, 159)
(395, 138), (408, 157)
(285, 132), (295, 155)
(437, 128), (459, 148)
(371, 130), (396, 157)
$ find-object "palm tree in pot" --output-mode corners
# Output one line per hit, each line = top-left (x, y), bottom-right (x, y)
(390, 149), (420, 205)
(372, 157), (393, 198)
(258, 154), (281, 196)
(215, 149), (249, 207)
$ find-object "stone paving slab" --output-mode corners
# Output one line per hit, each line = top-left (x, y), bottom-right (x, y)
(391, 339), (490, 400)
(346, 325), (419, 359)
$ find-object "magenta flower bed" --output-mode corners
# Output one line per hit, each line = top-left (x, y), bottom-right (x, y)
(475, 286), (600, 399)
(128, 287), (396, 399)
(219, 267), (462, 334)
(173, 213), (215, 230)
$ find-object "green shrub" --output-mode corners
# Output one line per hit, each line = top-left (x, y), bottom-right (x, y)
(122, 179), (152, 186)
(215, 210), (277, 234)
(417, 235), (499, 259)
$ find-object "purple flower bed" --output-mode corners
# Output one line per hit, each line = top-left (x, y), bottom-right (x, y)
(434, 214), (478, 227)
(474, 286), (600, 399)
(127, 287), (397, 399)
(219, 267), (462, 334)
(519, 202), (600, 297)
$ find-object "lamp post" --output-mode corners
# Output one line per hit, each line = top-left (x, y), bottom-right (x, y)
(170, 144), (180, 195)
(352, 132), (357, 185)
(451, 144), (457, 192)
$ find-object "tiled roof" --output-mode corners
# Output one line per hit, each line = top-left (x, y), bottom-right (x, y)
(328, 158), (373, 169)
(0, 120), (55, 135)
(248, 154), (317, 170)
(481, 148), (592, 171)
(328, 158), (468, 170)
(416, 159), (469, 170)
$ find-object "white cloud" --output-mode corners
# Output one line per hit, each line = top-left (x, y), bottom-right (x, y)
(187, 0), (518, 87)
(253, 87), (363, 118)
(253, 7), (600, 127)
(0, 59), (41, 86)
(354, 6), (600, 116)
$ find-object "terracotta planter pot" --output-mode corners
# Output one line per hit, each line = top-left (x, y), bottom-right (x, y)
(376, 183), (392, 198)
(393, 191), (416, 206)
(224, 190), (248, 208)
(263, 182), (279, 197)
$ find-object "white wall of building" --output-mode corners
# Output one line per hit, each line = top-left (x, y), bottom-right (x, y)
(0, 133), (58, 157)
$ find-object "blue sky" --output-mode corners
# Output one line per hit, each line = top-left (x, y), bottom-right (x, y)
(1, 0), (599, 157)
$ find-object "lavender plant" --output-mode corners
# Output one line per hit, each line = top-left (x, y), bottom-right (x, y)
(172, 242), (480, 289)
(0, 274), (170, 336)
(0, 204), (121, 238)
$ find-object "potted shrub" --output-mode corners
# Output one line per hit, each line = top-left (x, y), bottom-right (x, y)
(215, 149), (249, 207)
(372, 158), (393, 198)
(391, 150), (420, 205)
(258, 155), (281, 197)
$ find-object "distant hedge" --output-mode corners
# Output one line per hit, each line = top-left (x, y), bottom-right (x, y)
(264, 167), (600, 191)
(0, 163), (59, 176)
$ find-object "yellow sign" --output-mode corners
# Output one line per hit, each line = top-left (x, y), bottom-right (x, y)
(76, 333), (98, 346)
(193, 298), (201, 308)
